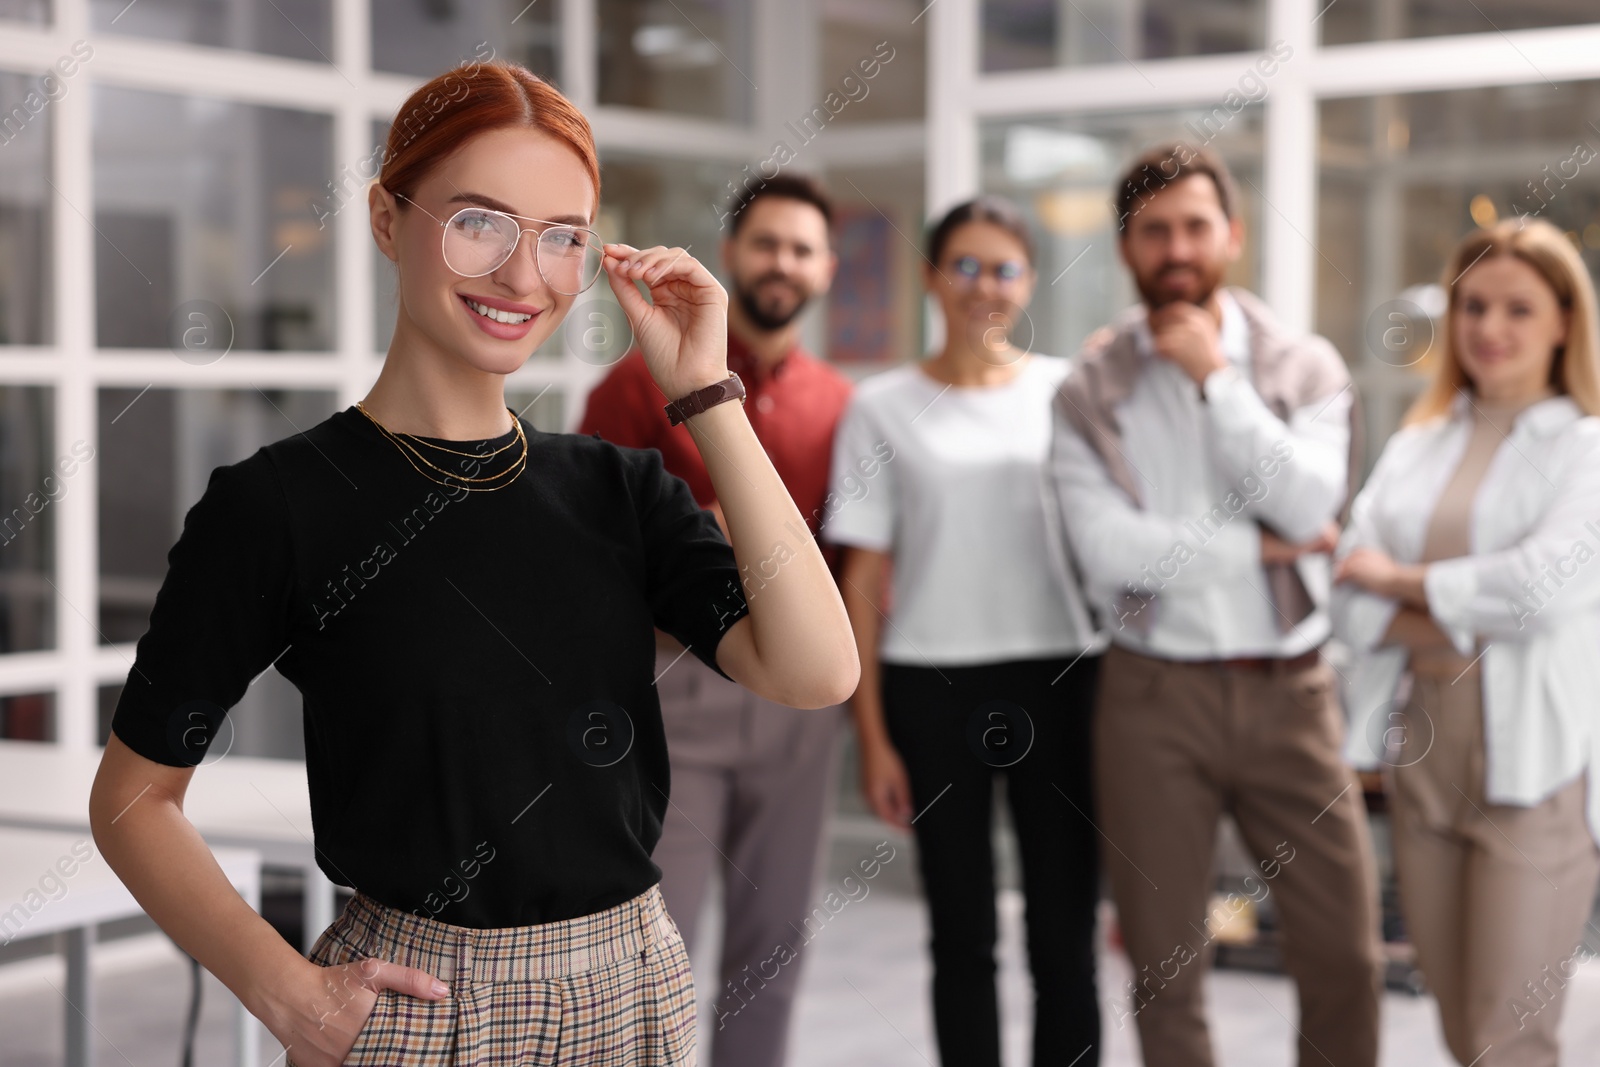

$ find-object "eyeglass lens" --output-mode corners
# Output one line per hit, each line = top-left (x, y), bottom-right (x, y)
(443, 208), (603, 294)
(951, 255), (1023, 284)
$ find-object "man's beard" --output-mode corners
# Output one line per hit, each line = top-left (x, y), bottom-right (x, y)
(1134, 259), (1227, 311)
(733, 273), (811, 332)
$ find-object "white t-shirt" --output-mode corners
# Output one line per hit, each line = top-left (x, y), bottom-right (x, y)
(822, 355), (1103, 666)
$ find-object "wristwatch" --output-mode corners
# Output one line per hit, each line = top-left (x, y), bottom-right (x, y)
(665, 373), (746, 426)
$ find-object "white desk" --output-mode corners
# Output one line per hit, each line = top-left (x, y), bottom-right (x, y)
(0, 740), (340, 954)
(0, 826), (262, 1067)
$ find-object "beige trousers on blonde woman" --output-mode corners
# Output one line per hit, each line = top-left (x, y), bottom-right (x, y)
(1391, 664), (1600, 1067)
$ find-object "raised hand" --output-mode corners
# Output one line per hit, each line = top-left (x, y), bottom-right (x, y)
(1148, 301), (1227, 384)
(602, 243), (730, 401)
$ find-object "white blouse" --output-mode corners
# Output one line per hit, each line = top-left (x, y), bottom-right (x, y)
(822, 356), (1103, 666)
(1333, 392), (1600, 844)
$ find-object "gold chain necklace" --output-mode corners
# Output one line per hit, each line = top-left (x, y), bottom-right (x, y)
(366, 408), (526, 461)
(356, 401), (528, 492)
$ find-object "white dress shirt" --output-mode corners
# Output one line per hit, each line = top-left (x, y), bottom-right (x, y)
(823, 356), (1103, 666)
(1051, 291), (1353, 658)
(1333, 392), (1600, 844)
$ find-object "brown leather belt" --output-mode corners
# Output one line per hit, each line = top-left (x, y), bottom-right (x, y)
(1191, 648), (1321, 673)
(1111, 644), (1324, 673)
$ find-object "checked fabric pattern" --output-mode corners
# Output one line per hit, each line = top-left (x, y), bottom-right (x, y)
(295, 884), (696, 1066)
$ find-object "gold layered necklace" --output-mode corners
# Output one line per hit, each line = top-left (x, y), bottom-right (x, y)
(355, 401), (528, 492)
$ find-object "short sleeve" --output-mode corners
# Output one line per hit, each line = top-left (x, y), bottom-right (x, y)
(109, 454), (295, 767)
(627, 447), (750, 679)
(820, 396), (895, 552)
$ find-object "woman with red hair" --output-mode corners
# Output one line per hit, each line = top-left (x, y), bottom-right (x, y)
(88, 61), (857, 1066)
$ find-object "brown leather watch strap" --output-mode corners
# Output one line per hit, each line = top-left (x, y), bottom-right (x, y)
(664, 372), (746, 426)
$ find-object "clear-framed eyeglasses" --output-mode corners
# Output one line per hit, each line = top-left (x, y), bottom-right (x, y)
(947, 254), (1027, 289)
(390, 190), (604, 295)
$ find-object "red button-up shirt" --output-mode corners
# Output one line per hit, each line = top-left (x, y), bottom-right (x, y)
(578, 333), (853, 572)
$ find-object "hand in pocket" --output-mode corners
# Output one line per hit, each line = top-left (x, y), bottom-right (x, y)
(270, 954), (450, 1067)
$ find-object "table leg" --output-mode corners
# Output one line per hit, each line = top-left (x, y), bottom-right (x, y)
(63, 924), (93, 1067)
(302, 867), (336, 955)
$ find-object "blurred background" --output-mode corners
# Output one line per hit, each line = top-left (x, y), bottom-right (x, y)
(2, 1), (1600, 1063)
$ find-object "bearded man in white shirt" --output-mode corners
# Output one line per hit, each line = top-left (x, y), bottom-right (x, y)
(1047, 142), (1384, 1067)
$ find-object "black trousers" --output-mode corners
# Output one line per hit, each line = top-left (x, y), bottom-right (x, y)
(882, 652), (1102, 1067)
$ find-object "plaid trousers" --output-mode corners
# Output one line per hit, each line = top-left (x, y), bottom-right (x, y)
(298, 884), (696, 1066)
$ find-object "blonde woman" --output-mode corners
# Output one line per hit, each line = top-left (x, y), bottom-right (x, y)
(1334, 217), (1600, 1066)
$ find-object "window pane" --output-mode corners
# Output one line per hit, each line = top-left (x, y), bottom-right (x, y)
(98, 388), (336, 647)
(820, 1), (925, 123)
(980, 109), (1264, 362)
(1317, 81), (1600, 455)
(371, 0), (555, 79)
(554, 154), (734, 371)
(0, 0), (48, 23)
(2, 691), (56, 742)
(598, 0), (752, 121)
(604, 154), (737, 268)
(93, 86), (334, 352)
(0, 71), (53, 345)
(507, 387), (565, 434)
(1322, 1), (1599, 46)
(827, 162), (924, 365)
(982, 0), (1267, 72)
(372, 118), (395, 354)
(90, 0), (332, 62)
(99, 673), (303, 756)
(0, 386), (55, 653)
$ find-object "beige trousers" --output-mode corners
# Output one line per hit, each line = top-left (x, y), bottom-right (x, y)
(1095, 644), (1384, 1067)
(1390, 670), (1600, 1067)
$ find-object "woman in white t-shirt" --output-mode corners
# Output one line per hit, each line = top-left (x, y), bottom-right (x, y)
(823, 196), (1105, 1067)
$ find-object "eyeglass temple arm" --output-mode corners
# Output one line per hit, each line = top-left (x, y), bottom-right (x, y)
(388, 189), (446, 226)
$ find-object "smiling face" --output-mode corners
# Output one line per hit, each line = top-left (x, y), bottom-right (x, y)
(722, 196), (835, 333)
(1451, 253), (1569, 401)
(371, 125), (597, 375)
(923, 220), (1036, 353)
(1119, 173), (1242, 310)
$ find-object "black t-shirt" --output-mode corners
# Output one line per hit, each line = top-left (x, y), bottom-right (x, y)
(110, 405), (751, 927)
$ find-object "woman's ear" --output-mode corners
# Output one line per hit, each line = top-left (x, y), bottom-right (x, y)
(370, 184), (400, 264)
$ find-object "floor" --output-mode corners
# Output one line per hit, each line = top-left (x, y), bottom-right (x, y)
(3, 870), (1599, 1067)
